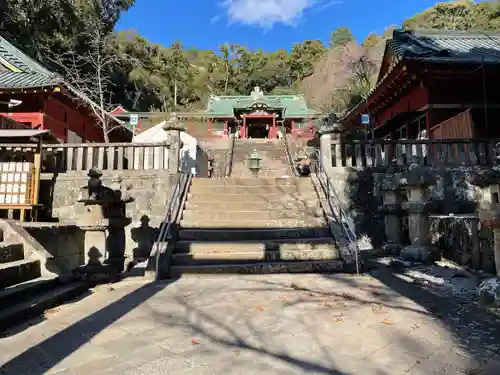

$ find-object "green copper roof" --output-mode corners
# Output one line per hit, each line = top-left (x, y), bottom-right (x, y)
(206, 87), (319, 118)
(0, 34), (62, 89)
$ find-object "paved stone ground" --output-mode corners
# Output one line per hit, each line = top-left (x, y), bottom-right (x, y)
(1, 269), (500, 375)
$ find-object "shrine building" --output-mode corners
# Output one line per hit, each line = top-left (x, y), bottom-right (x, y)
(202, 87), (321, 139)
(342, 29), (500, 140)
(0, 34), (132, 143)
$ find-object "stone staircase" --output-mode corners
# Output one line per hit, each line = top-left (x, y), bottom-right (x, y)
(169, 177), (343, 277)
(0, 225), (87, 332)
(230, 139), (295, 177)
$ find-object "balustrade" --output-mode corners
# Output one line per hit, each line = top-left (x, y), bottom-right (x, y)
(331, 139), (500, 168)
(41, 142), (170, 172)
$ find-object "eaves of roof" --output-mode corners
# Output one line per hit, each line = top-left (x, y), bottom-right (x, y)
(341, 28), (500, 125)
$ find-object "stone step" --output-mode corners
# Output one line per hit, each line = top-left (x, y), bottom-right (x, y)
(189, 185), (299, 195)
(0, 276), (59, 310)
(187, 192), (318, 203)
(174, 238), (337, 254)
(178, 227), (332, 241)
(187, 193), (294, 203)
(169, 260), (344, 277)
(0, 259), (41, 289)
(184, 200), (315, 211)
(191, 177), (297, 187)
(0, 243), (24, 264)
(0, 281), (89, 332)
(230, 171), (292, 178)
(171, 248), (341, 266)
(179, 218), (326, 229)
(181, 209), (322, 221)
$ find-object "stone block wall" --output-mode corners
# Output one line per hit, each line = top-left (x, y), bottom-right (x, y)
(38, 170), (175, 265)
(22, 224), (85, 276)
(324, 163), (496, 272)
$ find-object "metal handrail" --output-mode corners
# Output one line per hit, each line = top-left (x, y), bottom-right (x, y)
(311, 148), (359, 274)
(154, 172), (192, 280)
(281, 125), (299, 177)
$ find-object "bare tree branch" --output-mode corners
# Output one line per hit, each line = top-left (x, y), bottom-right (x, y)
(41, 17), (127, 142)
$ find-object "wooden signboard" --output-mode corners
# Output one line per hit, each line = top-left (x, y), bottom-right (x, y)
(0, 162), (34, 206)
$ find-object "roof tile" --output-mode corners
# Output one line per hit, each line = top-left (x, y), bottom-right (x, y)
(0, 35), (61, 89)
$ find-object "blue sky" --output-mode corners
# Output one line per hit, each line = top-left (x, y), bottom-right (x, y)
(116, 0), (442, 51)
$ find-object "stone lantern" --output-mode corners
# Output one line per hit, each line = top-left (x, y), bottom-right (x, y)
(400, 158), (439, 262)
(248, 150), (262, 177)
(75, 168), (134, 282)
(380, 173), (403, 254)
(470, 169), (500, 306)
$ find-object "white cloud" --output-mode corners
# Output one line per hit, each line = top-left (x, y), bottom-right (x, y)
(220, 0), (341, 28)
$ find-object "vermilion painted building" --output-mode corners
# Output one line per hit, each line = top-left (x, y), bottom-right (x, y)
(342, 29), (500, 140)
(202, 86), (321, 139)
(0, 35), (132, 143)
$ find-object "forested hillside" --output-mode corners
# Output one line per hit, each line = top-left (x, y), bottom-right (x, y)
(2, 1), (500, 116)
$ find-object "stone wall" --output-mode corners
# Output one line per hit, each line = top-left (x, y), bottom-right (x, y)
(21, 223), (85, 277)
(318, 133), (497, 272)
(323, 161), (496, 272)
(38, 170), (175, 266)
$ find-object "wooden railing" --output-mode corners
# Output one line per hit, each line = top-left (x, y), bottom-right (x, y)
(42, 142), (171, 172)
(331, 139), (500, 168)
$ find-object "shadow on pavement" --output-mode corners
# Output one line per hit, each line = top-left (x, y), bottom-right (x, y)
(0, 280), (176, 375)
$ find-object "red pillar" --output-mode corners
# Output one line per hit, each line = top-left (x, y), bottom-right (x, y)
(240, 117), (246, 139)
(270, 117), (276, 138)
(207, 118), (213, 136)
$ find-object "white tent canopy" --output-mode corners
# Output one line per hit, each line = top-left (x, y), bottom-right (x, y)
(132, 121), (197, 174)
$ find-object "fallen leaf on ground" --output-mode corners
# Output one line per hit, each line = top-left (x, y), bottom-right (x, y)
(382, 319), (394, 325)
(256, 305), (264, 311)
(191, 339), (200, 345)
(321, 302), (333, 308)
(232, 349), (240, 356)
(336, 318), (344, 323)
(372, 304), (383, 314)
(278, 296), (288, 300)
(341, 293), (355, 301)
(44, 307), (60, 315)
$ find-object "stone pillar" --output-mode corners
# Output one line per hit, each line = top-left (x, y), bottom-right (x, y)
(381, 175), (402, 254)
(320, 134), (332, 171)
(318, 122), (343, 169)
(476, 197), (500, 276)
(400, 161), (438, 262)
(168, 130), (180, 173)
(80, 219), (107, 266)
(471, 169), (500, 275)
(471, 169), (500, 306)
(162, 113), (183, 174)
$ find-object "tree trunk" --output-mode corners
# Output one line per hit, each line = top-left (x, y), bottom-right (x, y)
(224, 63), (229, 94)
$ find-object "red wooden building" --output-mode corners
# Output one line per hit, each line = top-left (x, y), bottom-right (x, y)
(342, 29), (500, 140)
(0, 35), (132, 143)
